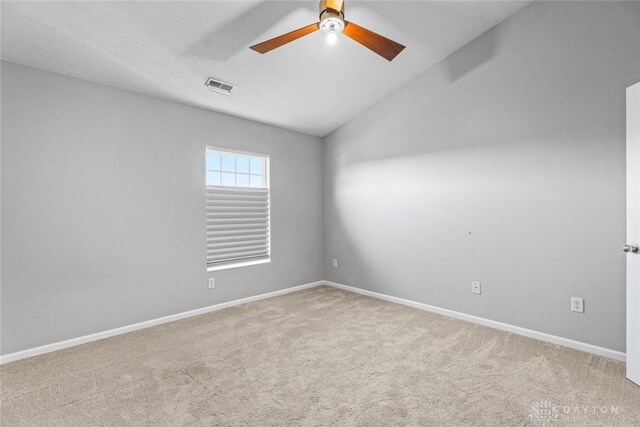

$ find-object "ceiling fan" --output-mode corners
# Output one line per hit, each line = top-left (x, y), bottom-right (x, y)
(250, 0), (405, 62)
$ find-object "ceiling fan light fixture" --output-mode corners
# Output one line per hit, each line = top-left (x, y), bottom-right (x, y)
(319, 16), (344, 34)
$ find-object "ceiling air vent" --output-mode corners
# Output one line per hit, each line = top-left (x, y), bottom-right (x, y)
(205, 77), (235, 96)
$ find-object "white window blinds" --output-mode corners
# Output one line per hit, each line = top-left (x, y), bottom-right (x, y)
(206, 148), (270, 269)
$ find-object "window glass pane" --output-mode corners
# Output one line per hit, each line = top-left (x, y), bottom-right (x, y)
(206, 152), (221, 171)
(236, 173), (250, 187)
(206, 171), (221, 186)
(250, 158), (263, 175)
(221, 155), (235, 172)
(250, 174), (263, 188)
(236, 156), (250, 174)
(221, 172), (235, 186)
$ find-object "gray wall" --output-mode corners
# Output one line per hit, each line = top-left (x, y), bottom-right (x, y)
(1, 61), (323, 355)
(323, 1), (640, 352)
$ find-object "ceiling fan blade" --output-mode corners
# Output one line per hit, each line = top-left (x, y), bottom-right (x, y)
(250, 23), (319, 54)
(326, 0), (344, 12)
(343, 21), (405, 61)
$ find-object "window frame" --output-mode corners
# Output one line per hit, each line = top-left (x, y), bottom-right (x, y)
(205, 146), (271, 272)
(206, 145), (270, 190)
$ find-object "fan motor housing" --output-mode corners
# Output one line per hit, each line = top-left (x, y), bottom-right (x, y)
(319, 0), (344, 21)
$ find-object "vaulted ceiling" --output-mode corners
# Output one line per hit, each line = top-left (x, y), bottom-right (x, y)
(1, 1), (530, 137)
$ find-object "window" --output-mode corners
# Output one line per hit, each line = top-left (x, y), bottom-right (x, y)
(206, 147), (270, 271)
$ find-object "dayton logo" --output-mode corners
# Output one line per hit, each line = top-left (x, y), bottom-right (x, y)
(528, 400), (560, 424)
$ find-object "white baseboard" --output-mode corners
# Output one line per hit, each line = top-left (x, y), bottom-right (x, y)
(322, 281), (626, 362)
(0, 281), (324, 365)
(1, 280), (625, 364)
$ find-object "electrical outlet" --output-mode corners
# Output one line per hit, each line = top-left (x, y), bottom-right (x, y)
(208, 278), (215, 289)
(333, 259), (338, 268)
(471, 281), (481, 295)
(571, 297), (584, 313)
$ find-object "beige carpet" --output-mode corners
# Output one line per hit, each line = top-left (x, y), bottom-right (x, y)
(1, 285), (639, 426)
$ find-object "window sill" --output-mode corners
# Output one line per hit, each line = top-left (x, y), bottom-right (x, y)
(207, 258), (271, 272)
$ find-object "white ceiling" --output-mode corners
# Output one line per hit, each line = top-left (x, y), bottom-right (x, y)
(1, 1), (530, 137)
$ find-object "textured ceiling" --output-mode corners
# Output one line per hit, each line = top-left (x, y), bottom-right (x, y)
(1, 1), (530, 137)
